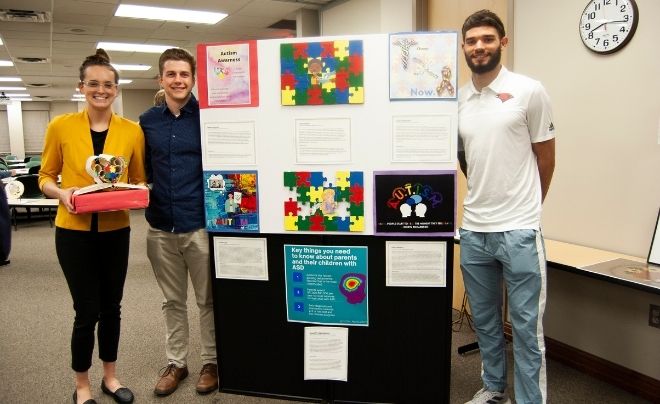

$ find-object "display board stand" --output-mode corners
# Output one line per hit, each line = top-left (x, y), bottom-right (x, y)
(200, 32), (460, 403)
(211, 233), (453, 403)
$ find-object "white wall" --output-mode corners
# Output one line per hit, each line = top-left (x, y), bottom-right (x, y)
(121, 89), (159, 122)
(514, 0), (660, 258)
(321, 0), (416, 35)
(6, 101), (25, 159)
(0, 89), (155, 157)
(545, 268), (660, 379)
(513, 0), (660, 380)
(50, 101), (78, 117)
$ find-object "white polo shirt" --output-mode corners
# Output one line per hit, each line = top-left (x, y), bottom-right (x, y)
(458, 66), (555, 232)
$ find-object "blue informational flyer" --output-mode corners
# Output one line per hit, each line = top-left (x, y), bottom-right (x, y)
(284, 245), (368, 326)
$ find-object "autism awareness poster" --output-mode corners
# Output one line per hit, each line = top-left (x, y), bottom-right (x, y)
(204, 171), (259, 232)
(373, 171), (455, 236)
(389, 32), (458, 100)
(280, 40), (364, 105)
(284, 245), (368, 326)
(196, 41), (259, 108)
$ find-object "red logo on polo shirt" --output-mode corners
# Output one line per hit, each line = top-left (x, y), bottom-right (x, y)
(496, 93), (514, 102)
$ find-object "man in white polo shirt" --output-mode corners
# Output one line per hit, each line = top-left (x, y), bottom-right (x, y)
(458, 9), (556, 404)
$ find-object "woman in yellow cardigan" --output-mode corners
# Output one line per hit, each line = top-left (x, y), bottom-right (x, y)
(38, 49), (145, 404)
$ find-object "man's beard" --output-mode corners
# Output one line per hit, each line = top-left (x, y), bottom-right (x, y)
(465, 46), (501, 74)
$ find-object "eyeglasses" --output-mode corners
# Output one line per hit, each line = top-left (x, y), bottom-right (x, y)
(81, 81), (117, 90)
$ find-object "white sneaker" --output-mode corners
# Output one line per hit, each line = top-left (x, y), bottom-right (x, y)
(465, 387), (512, 404)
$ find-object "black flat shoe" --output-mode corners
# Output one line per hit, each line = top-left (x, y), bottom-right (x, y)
(101, 380), (134, 404)
(73, 391), (97, 404)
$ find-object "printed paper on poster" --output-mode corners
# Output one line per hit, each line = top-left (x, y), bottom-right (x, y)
(304, 327), (349, 381)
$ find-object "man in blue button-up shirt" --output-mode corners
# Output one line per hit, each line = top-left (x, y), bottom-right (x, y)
(139, 48), (217, 397)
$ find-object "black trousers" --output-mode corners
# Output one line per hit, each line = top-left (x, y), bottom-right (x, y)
(0, 185), (10, 262)
(55, 226), (130, 372)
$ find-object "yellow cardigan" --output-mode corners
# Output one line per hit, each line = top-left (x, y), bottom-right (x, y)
(39, 110), (146, 231)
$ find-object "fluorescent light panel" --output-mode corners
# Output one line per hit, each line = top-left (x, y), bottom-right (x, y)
(0, 86), (26, 91)
(115, 4), (227, 24)
(0, 60), (13, 67)
(112, 63), (151, 71)
(7, 93), (30, 97)
(98, 42), (173, 54)
(0, 77), (21, 82)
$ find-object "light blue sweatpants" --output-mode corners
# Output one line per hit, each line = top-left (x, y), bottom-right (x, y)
(459, 228), (547, 404)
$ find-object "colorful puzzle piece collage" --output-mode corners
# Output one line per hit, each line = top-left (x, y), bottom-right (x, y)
(280, 40), (364, 105)
(284, 171), (365, 232)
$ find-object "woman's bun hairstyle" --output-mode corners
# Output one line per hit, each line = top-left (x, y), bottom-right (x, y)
(79, 48), (119, 83)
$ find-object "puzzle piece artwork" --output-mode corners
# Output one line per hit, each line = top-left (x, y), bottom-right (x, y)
(280, 40), (364, 105)
(283, 170), (365, 232)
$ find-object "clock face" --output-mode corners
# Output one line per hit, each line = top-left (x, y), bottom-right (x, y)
(579, 0), (639, 54)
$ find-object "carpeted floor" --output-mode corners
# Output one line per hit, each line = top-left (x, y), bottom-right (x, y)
(0, 211), (650, 403)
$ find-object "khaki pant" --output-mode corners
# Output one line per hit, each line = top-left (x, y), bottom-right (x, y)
(147, 227), (216, 367)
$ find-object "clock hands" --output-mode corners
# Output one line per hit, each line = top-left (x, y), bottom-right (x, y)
(590, 20), (627, 33)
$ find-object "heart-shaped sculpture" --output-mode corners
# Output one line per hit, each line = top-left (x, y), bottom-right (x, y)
(85, 154), (126, 184)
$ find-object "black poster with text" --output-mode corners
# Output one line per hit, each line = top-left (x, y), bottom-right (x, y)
(374, 171), (455, 236)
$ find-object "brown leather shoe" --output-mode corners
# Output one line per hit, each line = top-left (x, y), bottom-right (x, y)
(195, 363), (218, 394)
(154, 364), (188, 396)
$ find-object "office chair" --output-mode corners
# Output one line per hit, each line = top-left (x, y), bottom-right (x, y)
(25, 160), (41, 169)
(13, 175), (43, 199)
(11, 175), (48, 225)
(28, 164), (40, 175)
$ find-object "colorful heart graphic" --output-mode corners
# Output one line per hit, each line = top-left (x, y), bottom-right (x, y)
(85, 154), (126, 184)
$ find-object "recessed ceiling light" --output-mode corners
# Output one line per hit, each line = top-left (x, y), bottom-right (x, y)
(112, 63), (151, 71)
(0, 77), (21, 82)
(98, 42), (174, 54)
(0, 86), (26, 91)
(118, 79), (133, 84)
(0, 60), (13, 67)
(115, 4), (227, 25)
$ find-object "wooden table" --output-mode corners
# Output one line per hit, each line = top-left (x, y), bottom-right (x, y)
(545, 239), (659, 294)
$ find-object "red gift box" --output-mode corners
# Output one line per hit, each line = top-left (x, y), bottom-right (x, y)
(72, 187), (149, 214)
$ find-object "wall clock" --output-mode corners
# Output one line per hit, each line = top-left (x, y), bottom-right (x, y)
(579, 0), (639, 54)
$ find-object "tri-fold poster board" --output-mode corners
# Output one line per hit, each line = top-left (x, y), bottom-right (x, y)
(199, 32), (458, 403)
